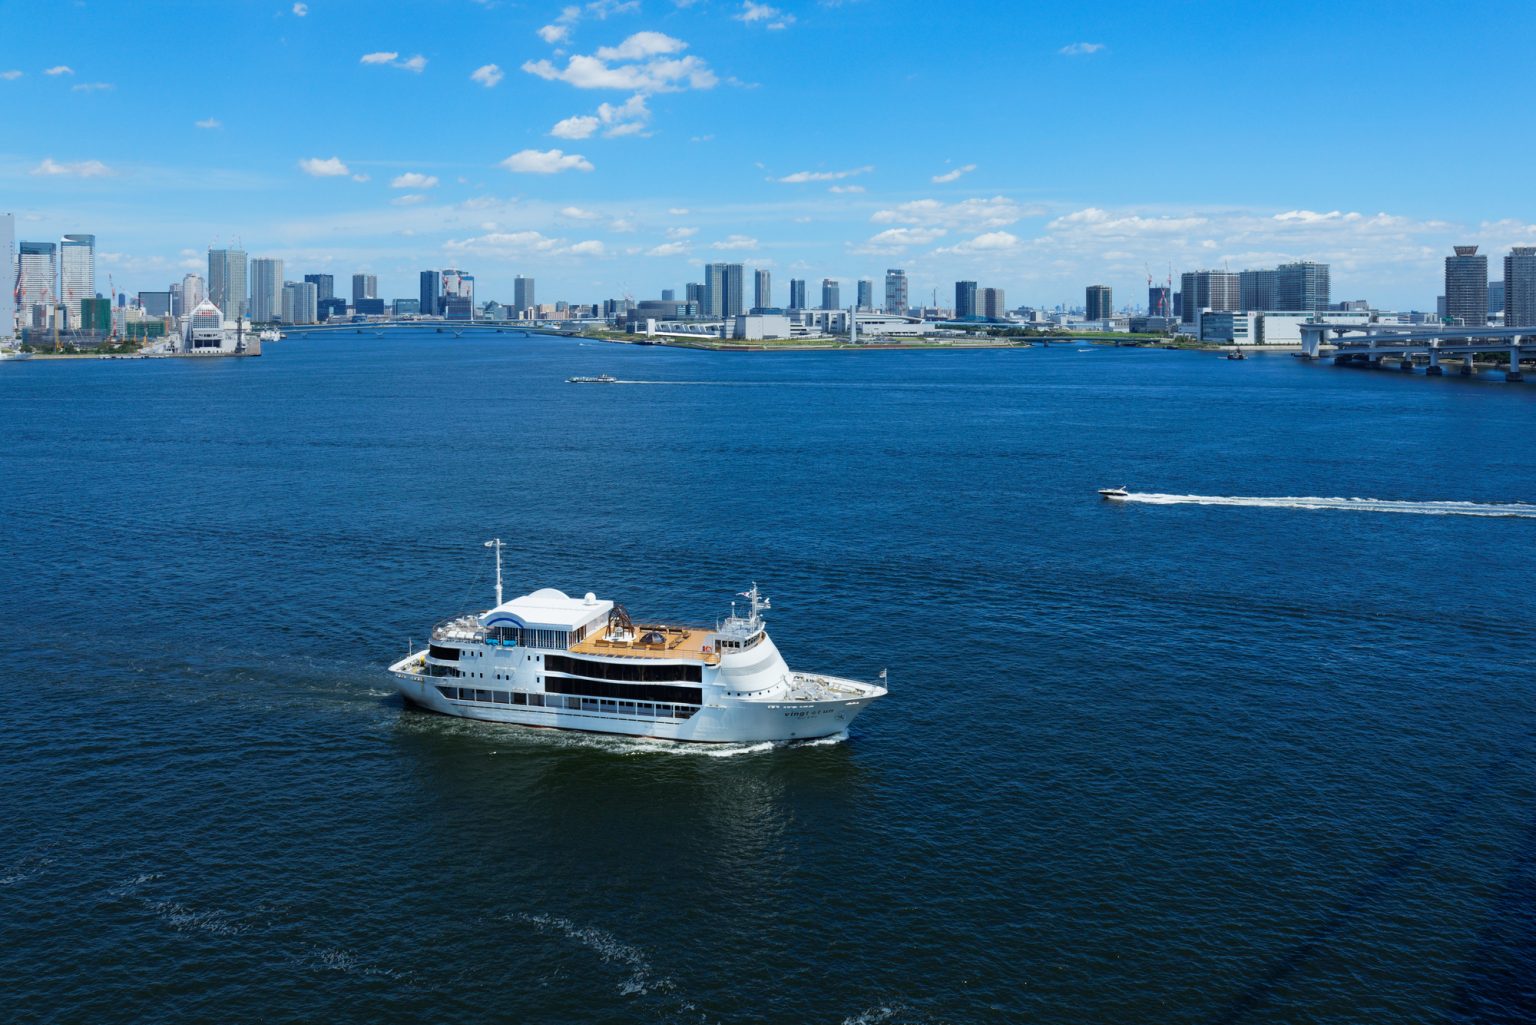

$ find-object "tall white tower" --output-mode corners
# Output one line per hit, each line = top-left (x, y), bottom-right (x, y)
(0, 213), (14, 340)
(60, 233), (95, 327)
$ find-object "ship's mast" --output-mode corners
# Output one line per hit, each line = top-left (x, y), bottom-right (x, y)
(484, 538), (504, 607)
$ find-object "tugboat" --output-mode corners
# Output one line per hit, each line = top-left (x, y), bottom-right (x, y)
(388, 545), (886, 743)
(1226, 348), (1247, 360)
(1097, 486), (1130, 500)
(567, 374), (618, 384)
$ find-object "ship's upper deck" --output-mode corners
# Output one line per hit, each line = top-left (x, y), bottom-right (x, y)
(569, 623), (722, 664)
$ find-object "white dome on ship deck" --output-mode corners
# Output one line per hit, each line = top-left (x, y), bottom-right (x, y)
(527, 588), (570, 600)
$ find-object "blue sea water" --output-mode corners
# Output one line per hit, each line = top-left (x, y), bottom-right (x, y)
(2, 330), (1535, 1024)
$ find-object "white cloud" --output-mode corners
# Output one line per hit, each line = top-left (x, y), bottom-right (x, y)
(778, 165), (873, 183)
(551, 91), (651, 139)
(71, 82), (113, 92)
(569, 240), (607, 256)
(829, 185), (865, 194)
(1046, 207), (1208, 236)
(2, 70), (24, 80)
(647, 241), (689, 257)
(712, 234), (759, 251)
(1059, 42), (1104, 56)
(932, 163), (977, 184)
(522, 32), (716, 92)
(292, 2), (308, 15)
(30, 157), (112, 178)
(360, 51), (425, 71)
(391, 171), (439, 189)
(500, 148), (594, 174)
(551, 114), (600, 139)
(736, 1), (794, 28)
(444, 229), (607, 258)
(298, 156), (352, 177)
(610, 218), (637, 232)
(935, 231), (1020, 254)
(194, 117), (222, 129)
(872, 196), (1031, 230)
(393, 193), (428, 206)
(538, 24), (570, 43)
(471, 63), (504, 87)
(43, 65), (72, 76)
(360, 51), (399, 64)
(398, 55), (427, 73)
(561, 206), (601, 219)
(666, 226), (697, 239)
(667, 207), (690, 215)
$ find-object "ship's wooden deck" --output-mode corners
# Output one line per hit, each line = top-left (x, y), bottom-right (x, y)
(570, 624), (720, 663)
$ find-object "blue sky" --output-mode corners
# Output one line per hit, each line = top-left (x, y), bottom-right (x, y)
(5, 0), (1536, 309)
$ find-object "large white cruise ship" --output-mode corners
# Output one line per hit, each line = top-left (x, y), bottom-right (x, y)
(388, 545), (886, 743)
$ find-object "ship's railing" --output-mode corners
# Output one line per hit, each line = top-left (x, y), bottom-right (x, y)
(431, 614), (486, 643)
(788, 672), (878, 699)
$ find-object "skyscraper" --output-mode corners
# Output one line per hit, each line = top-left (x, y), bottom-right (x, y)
(788, 279), (806, 311)
(821, 278), (840, 310)
(955, 280), (978, 319)
(1179, 270), (1240, 323)
(282, 280), (318, 325)
(514, 276), (535, 316)
(1505, 247), (1536, 327)
(857, 279), (874, 311)
(208, 248), (248, 321)
(1444, 245), (1488, 328)
(441, 269), (475, 319)
(980, 287), (1006, 321)
(304, 273), (335, 302)
(1275, 262), (1330, 314)
(704, 263), (744, 318)
(1239, 269), (1277, 312)
(1148, 285), (1170, 318)
(0, 212), (14, 339)
(685, 282), (704, 306)
(250, 258), (284, 323)
(754, 269), (771, 310)
(60, 234), (95, 327)
(419, 271), (441, 316)
(352, 273), (377, 304)
(884, 269), (908, 315)
(1489, 281), (1506, 316)
(18, 241), (57, 327)
(1085, 285), (1113, 321)
(182, 273), (206, 312)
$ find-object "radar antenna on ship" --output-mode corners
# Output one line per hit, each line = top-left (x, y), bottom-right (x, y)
(738, 583), (771, 626)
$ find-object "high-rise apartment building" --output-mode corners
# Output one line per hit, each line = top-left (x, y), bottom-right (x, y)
(1179, 270), (1240, 323)
(885, 269), (908, 315)
(1504, 247), (1536, 327)
(1239, 269), (1277, 312)
(980, 287), (1006, 321)
(788, 279), (806, 311)
(1444, 245), (1488, 328)
(754, 269), (771, 310)
(0, 212), (13, 338)
(249, 259), (284, 323)
(1489, 281), (1506, 316)
(704, 263), (744, 319)
(1275, 262), (1331, 314)
(955, 280), (978, 319)
(282, 280), (318, 325)
(1147, 285), (1170, 318)
(685, 282), (704, 306)
(303, 274), (335, 302)
(857, 279), (874, 311)
(419, 271), (441, 316)
(514, 276), (535, 316)
(208, 248), (248, 321)
(821, 278), (840, 310)
(661, 289), (675, 302)
(352, 273), (377, 304)
(60, 234), (95, 327)
(181, 273), (205, 313)
(18, 241), (57, 327)
(1085, 285), (1113, 321)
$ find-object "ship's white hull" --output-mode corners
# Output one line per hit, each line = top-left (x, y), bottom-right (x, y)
(390, 656), (879, 744)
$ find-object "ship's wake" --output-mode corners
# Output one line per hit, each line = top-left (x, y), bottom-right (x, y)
(1118, 493), (1536, 519)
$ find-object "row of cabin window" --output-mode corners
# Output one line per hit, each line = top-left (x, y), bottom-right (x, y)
(545, 654), (703, 684)
(434, 686), (696, 719)
(489, 627), (571, 649)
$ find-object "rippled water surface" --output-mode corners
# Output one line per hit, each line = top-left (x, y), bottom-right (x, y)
(3, 331), (1535, 1024)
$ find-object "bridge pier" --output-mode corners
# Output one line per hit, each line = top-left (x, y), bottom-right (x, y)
(1427, 350), (1443, 376)
(1508, 346), (1524, 382)
(1400, 354), (1415, 371)
(1461, 355), (1476, 375)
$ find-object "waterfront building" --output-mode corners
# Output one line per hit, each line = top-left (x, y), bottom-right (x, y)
(755, 269), (771, 310)
(182, 273), (205, 313)
(885, 269), (908, 315)
(1085, 285), (1113, 321)
(1240, 269), (1277, 312)
(685, 282), (704, 306)
(1275, 262), (1331, 314)
(356, 298), (388, 316)
(208, 248), (248, 322)
(788, 278), (807, 311)
(138, 291), (172, 317)
(1173, 292), (1182, 319)
(419, 271), (441, 316)
(1489, 281), (1505, 316)
(442, 269), (474, 311)
(980, 288), (1006, 321)
(821, 278), (841, 311)
(1505, 248), (1536, 327)
(0, 212), (13, 339)
(1444, 245), (1488, 328)
(304, 274), (335, 302)
(281, 280), (318, 325)
(704, 263), (744, 319)
(857, 279), (874, 311)
(169, 283), (183, 318)
(352, 273), (377, 303)
(955, 281), (978, 320)
(318, 297), (347, 321)
(250, 258), (284, 323)
(1179, 270), (1240, 323)
(18, 241), (57, 328)
(514, 276), (535, 316)
(661, 289), (676, 302)
(60, 234), (94, 328)
(1148, 285), (1170, 318)
(394, 298), (420, 317)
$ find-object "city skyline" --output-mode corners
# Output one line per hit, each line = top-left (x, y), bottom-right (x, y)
(6, 2), (1536, 308)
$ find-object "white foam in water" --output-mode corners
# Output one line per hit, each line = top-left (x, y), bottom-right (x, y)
(514, 914), (676, 999)
(1120, 493), (1536, 519)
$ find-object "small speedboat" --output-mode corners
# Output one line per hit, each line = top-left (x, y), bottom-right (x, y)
(1098, 486), (1129, 500)
(1225, 348), (1247, 360)
(568, 374), (618, 384)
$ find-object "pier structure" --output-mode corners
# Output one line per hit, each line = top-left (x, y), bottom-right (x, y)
(1298, 323), (1536, 381)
